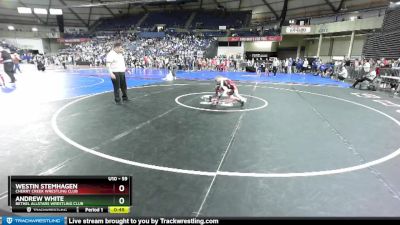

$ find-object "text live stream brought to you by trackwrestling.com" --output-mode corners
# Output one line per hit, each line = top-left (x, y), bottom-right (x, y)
(0, 217), (225, 225)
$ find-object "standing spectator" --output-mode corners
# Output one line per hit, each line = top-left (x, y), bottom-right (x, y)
(363, 59), (371, 75)
(62, 56), (67, 70)
(264, 59), (270, 76)
(106, 42), (129, 105)
(284, 59), (289, 73)
(12, 52), (22, 73)
(35, 54), (45, 71)
(345, 57), (351, 67)
(256, 61), (261, 75)
(354, 58), (361, 78)
(296, 58), (303, 73)
(0, 47), (16, 83)
(292, 58), (297, 73)
(272, 58), (279, 76)
(302, 58), (309, 74)
(311, 59), (318, 73)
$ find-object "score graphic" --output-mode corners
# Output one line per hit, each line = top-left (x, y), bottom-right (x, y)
(8, 176), (132, 214)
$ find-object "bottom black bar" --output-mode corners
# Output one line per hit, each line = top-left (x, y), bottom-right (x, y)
(65, 217), (400, 225)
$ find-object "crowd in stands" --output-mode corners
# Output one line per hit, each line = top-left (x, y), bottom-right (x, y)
(45, 31), (400, 80)
(41, 32), (215, 71)
(96, 10), (251, 31)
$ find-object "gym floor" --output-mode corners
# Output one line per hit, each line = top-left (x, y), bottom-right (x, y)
(1, 66), (400, 217)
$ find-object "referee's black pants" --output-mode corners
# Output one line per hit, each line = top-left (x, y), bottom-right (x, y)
(111, 72), (128, 103)
(4, 62), (16, 83)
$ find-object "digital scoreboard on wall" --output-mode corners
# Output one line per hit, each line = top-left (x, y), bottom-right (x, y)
(8, 176), (132, 214)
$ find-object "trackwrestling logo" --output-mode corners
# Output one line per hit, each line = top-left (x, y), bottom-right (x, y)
(1, 217), (64, 225)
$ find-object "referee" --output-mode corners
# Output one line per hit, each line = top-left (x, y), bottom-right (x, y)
(106, 42), (129, 105)
(0, 46), (16, 83)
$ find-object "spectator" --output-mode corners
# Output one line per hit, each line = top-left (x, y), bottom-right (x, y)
(272, 58), (279, 76)
(363, 59), (371, 75)
(302, 58), (309, 74)
(12, 52), (22, 73)
(287, 58), (292, 74)
(336, 65), (348, 81)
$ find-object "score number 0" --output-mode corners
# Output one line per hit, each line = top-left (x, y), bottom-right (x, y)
(118, 184), (126, 205)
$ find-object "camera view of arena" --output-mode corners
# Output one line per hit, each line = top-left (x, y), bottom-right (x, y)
(1, 0), (400, 221)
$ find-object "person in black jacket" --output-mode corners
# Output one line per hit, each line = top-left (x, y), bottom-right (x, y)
(0, 47), (16, 83)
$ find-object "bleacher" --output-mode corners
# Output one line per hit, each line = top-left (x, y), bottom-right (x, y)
(231, 30), (260, 37)
(201, 30), (227, 37)
(93, 10), (251, 31)
(191, 10), (251, 29)
(382, 5), (400, 32)
(96, 14), (145, 31)
(63, 33), (93, 39)
(141, 11), (191, 28)
(363, 4), (400, 59)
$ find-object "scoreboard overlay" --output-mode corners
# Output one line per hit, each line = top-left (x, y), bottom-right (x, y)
(8, 176), (132, 214)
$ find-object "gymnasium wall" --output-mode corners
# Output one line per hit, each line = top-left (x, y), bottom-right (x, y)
(244, 41), (278, 52)
(217, 45), (244, 57)
(303, 34), (366, 61)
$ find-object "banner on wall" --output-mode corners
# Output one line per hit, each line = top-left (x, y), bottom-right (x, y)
(227, 36), (282, 42)
(47, 32), (60, 38)
(285, 25), (312, 34)
(57, 38), (91, 43)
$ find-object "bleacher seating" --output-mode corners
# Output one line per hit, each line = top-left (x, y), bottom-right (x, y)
(231, 30), (260, 37)
(191, 10), (251, 29)
(63, 33), (93, 38)
(382, 5), (400, 32)
(263, 29), (280, 36)
(363, 4), (400, 59)
(141, 11), (191, 28)
(93, 10), (251, 31)
(201, 31), (227, 37)
(96, 14), (145, 31)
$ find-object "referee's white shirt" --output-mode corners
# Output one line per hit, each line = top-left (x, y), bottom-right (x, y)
(106, 50), (126, 73)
